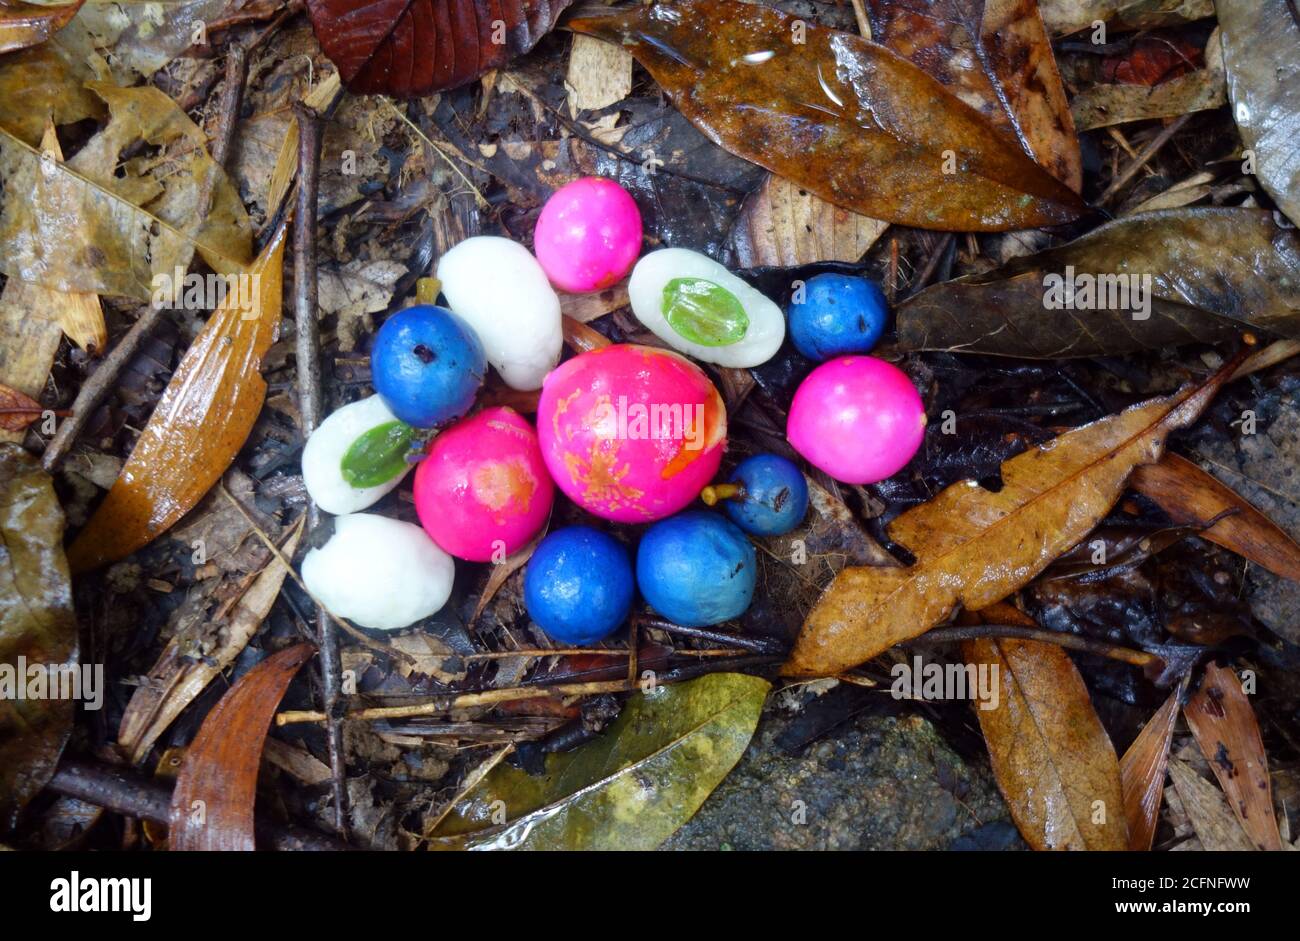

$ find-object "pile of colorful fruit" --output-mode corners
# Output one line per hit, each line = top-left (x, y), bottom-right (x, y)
(301, 177), (925, 638)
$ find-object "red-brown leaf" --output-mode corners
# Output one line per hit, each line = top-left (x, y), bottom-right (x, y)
(167, 643), (315, 851)
(1119, 688), (1179, 851)
(305, 0), (575, 97)
(0, 381), (44, 432)
(1183, 662), (1281, 851)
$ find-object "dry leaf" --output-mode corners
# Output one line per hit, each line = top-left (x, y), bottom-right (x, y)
(1183, 662), (1281, 850)
(1119, 687), (1179, 850)
(732, 175), (889, 267)
(566, 34), (633, 114)
(0, 381), (45, 433)
(1131, 453), (1300, 582)
(1167, 757), (1254, 851)
(0, 45), (102, 146)
(1039, 0), (1213, 36)
(0, 0), (81, 55)
(0, 82), (252, 299)
(964, 605), (1128, 850)
(168, 643), (315, 851)
(118, 520), (305, 764)
(66, 224), (287, 573)
(1070, 29), (1224, 130)
(785, 356), (1235, 676)
(569, 0), (1089, 231)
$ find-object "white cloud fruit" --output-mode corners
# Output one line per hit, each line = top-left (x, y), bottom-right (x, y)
(436, 236), (563, 391)
(302, 514), (455, 631)
(628, 248), (785, 368)
(302, 395), (413, 515)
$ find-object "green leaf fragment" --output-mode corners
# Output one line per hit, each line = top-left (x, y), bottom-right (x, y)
(429, 672), (770, 850)
(340, 420), (415, 488)
(662, 277), (749, 346)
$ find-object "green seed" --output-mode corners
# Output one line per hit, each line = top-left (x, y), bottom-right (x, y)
(662, 277), (749, 346)
(341, 420), (415, 488)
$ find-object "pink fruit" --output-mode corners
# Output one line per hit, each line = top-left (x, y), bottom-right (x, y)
(537, 344), (726, 523)
(533, 177), (642, 293)
(787, 356), (926, 484)
(414, 407), (554, 561)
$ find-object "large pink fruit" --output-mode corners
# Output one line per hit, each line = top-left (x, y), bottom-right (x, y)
(787, 356), (926, 484)
(537, 344), (726, 522)
(414, 407), (554, 561)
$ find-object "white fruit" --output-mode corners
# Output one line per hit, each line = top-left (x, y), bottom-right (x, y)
(628, 248), (785, 368)
(437, 236), (563, 390)
(303, 395), (412, 515)
(302, 514), (455, 631)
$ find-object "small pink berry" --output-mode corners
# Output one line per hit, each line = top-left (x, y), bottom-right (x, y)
(414, 407), (554, 561)
(534, 177), (642, 293)
(787, 356), (926, 484)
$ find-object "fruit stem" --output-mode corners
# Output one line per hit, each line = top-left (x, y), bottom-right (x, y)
(700, 482), (743, 506)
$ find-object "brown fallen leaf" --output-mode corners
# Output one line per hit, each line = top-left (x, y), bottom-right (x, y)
(784, 352), (1238, 676)
(731, 175), (889, 267)
(566, 34), (633, 114)
(964, 604), (1128, 850)
(1039, 0), (1213, 36)
(168, 643), (315, 851)
(1119, 687), (1180, 851)
(1183, 662), (1281, 850)
(0, 381), (46, 433)
(569, 0), (1089, 232)
(0, 45), (103, 147)
(1167, 757), (1254, 851)
(0, 0), (82, 55)
(1070, 30), (1224, 130)
(117, 519), (305, 764)
(66, 224), (287, 573)
(866, 0), (1082, 191)
(0, 444), (77, 829)
(1131, 453), (1300, 582)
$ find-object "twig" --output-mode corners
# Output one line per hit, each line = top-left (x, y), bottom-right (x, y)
(47, 758), (348, 851)
(208, 45), (247, 168)
(1099, 114), (1193, 206)
(292, 100), (349, 838)
(912, 623), (1158, 668)
(635, 617), (788, 655)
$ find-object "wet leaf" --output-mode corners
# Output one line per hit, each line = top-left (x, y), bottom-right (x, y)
(896, 208), (1300, 358)
(0, 444), (77, 829)
(0, 82), (252, 298)
(731, 174), (888, 267)
(784, 357), (1235, 677)
(305, 0), (575, 97)
(66, 225), (287, 573)
(168, 643), (315, 851)
(1119, 687), (1178, 850)
(56, 0), (229, 84)
(569, 0), (1089, 232)
(1167, 756), (1254, 850)
(340, 420), (415, 488)
(1039, 0), (1212, 36)
(964, 604), (1128, 851)
(1216, 0), (1300, 226)
(0, 0), (81, 54)
(1131, 453), (1300, 582)
(118, 521), (305, 764)
(0, 45), (102, 147)
(1183, 662), (1281, 850)
(430, 673), (769, 850)
(865, 0), (1082, 191)
(0, 381), (45, 432)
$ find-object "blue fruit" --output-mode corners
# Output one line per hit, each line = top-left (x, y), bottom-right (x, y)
(719, 454), (808, 536)
(787, 273), (887, 361)
(525, 526), (634, 645)
(371, 305), (486, 428)
(636, 511), (755, 627)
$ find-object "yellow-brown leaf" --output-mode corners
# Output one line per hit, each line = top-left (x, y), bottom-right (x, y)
(0, 0), (82, 55)
(964, 606), (1127, 850)
(1119, 688), (1179, 851)
(784, 361), (1234, 677)
(66, 225), (287, 573)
